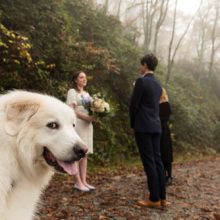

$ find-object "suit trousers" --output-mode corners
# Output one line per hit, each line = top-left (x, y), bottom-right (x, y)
(135, 132), (166, 202)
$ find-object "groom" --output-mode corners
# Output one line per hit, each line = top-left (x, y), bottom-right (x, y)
(129, 54), (166, 208)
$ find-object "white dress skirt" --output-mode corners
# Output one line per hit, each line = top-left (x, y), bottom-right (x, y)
(66, 88), (93, 154)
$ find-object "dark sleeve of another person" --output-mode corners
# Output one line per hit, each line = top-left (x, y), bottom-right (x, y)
(129, 78), (143, 129)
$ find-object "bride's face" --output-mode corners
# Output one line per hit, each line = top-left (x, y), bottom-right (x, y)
(75, 72), (87, 88)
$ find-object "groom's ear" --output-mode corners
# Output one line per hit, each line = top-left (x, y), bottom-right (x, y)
(4, 101), (39, 136)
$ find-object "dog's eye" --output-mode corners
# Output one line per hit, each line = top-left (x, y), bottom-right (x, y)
(47, 122), (59, 129)
(73, 123), (76, 128)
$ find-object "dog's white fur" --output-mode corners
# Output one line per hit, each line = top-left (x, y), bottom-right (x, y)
(0, 91), (85, 220)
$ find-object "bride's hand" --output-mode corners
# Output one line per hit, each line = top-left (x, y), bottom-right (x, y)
(75, 112), (97, 123)
(87, 115), (97, 123)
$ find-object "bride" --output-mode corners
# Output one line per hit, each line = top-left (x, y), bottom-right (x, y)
(67, 71), (96, 192)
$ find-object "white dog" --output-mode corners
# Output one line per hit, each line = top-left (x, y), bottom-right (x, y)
(0, 91), (87, 220)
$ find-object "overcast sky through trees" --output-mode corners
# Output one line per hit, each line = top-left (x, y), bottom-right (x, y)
(94, 0), (220, 85)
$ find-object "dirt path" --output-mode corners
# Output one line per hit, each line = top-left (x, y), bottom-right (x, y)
(37, 156), (220, 220)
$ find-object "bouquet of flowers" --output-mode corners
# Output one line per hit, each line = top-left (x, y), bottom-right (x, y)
(80, 94), (92, 111)
(89, 93), (110, 117)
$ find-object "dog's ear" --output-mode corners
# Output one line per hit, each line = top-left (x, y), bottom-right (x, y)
(4, 101), (39, 136)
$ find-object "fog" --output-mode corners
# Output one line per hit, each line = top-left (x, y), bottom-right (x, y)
(93, 0), (220, 84)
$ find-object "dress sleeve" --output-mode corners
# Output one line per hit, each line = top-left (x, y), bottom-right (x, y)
(66, 89), (77, 106)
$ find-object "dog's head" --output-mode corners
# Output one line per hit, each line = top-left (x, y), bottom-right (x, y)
(2, 91), (87, 177)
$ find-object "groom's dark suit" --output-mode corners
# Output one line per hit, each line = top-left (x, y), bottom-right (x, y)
(129, 73), (166, 202)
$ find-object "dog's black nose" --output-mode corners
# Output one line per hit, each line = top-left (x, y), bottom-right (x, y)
(73, 145), (88, 159)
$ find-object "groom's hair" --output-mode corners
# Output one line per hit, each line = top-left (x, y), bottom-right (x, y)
(140, 53), (158, 71)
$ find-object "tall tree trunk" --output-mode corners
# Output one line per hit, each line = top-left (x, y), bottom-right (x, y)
(197, 17), (206, 82)
(103, 0), (109, 14)
(166, 0), (202, 84)
(153, 0), (169, 53)
(142, 0), (159, 52)
(166, 0), (178, 83)
(198, 27), (205, 81)
(209, 3), (219, 83)
(117, 0), (122, 18)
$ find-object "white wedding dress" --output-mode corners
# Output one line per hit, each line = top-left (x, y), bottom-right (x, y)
(66, 88), (93, 154)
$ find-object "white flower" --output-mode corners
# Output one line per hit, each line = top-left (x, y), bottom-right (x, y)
(93, 98), (103, 109)
(90, 94), (110, 116)
(103, 102), (110, 112)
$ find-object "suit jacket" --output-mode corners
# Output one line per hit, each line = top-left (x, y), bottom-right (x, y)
(129, 74), (162, 133)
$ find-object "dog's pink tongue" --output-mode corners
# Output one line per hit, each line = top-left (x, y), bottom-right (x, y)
(57, 161), (78, 175)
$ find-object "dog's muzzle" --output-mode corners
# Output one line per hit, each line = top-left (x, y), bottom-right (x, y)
(42, 144), (88, 175)
(73, 144), (88, 160)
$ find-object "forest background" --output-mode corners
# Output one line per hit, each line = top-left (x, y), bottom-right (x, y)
(1, 0), (220, 166)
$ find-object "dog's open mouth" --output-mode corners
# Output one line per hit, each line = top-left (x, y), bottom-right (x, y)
(43, 147), (78, 175)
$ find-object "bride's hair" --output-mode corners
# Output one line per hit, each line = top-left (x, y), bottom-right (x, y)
(72, 71), (87, 91)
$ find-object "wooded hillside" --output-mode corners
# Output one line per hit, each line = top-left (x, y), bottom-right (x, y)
(0, 0), (219, 164)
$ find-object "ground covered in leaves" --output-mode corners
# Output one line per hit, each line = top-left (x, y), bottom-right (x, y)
(37, 156), (220, 220)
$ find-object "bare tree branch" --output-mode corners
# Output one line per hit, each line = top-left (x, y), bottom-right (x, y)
(117, 0), (122, 18)
(166, 0), (178, 84)
(166, 0), (203, 83)
(209, 1), (220, 81)
(153, 0), (170, 53)
(103, 0), (109, 14)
